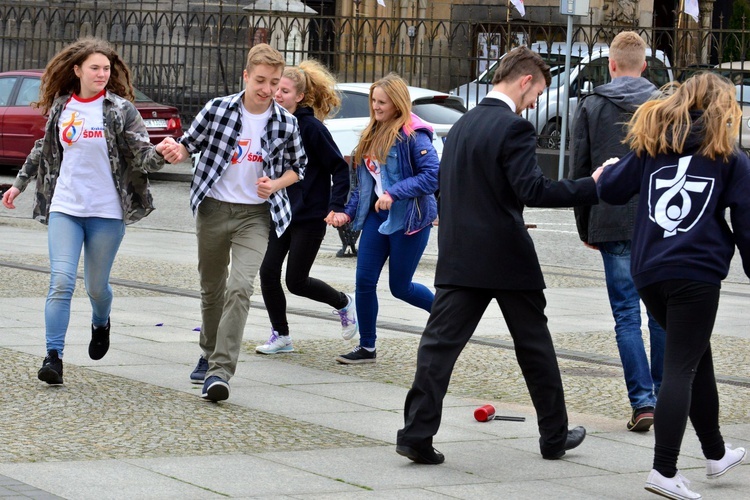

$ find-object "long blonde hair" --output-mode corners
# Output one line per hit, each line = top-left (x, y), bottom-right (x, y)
(625, 72), (741, 161)
(352, 73), (413, 166)
(282, 60), (340, 121)
(37, 37), (134, 114)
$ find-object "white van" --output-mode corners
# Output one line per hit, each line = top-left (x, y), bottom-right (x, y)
(450, 41), (673, 148)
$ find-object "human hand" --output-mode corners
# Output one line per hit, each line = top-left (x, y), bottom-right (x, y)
(583, 242), (599, 250)
(374, 192), (393, 212)
(256, 176), (277, 199)
(159, 139), (188, 164)
(592, 165), (605, 182)
(593, 157), (620, 182)
(325, 211), (350, 227)
(2, 186), (20, 209)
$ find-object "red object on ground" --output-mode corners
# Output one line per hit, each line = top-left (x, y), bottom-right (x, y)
(474, 404), (496, 422)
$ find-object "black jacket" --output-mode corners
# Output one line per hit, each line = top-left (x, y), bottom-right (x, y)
(598, 118), (750, 288)
(435, 97), (598, 290)
(287, 106), (349, 224)
(569, 76), (657, 244)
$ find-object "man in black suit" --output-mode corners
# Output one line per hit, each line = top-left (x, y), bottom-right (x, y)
(396, 46), (602, 464)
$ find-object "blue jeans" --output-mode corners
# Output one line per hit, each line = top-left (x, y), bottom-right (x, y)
(599, 240), (665, 409)
(355, 209), (434, 348)
(46, 212), (125, 356)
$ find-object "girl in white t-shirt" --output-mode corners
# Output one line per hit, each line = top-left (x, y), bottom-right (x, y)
(2, 37), (172, 385)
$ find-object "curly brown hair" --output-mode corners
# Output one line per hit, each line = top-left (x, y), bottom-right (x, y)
(282, 59), (341, 121)
(36, 37), (135, 114)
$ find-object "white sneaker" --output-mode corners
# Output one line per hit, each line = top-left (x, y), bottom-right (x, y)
(255, 330), (294, 355)
(645, 469), (701, 500)
(707, 443), (746, 479)
(335, 294), (358, 340)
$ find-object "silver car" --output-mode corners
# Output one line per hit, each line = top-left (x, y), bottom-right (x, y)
(450, 42), (673, 148)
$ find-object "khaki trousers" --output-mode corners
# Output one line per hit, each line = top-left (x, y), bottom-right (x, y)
(196, 197), (270, 380)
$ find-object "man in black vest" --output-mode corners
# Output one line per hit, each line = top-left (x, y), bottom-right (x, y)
(397, 46), (601, 463)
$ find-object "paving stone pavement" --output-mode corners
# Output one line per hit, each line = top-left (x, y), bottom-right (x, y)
(1, 206), (749, 499)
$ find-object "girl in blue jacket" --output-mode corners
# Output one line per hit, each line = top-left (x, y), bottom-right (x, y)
(326, 73), (439, 364)
(597, 72), (750, 500)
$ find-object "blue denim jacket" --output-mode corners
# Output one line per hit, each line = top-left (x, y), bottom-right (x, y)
(344, 116), (439, 235)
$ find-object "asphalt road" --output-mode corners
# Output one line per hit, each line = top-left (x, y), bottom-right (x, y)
(1, 170), (748, 284)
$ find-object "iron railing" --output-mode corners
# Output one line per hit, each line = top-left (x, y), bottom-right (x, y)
(1, 1), (748, 151)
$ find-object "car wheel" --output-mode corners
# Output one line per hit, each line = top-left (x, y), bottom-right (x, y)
(538, 120), (561, 149)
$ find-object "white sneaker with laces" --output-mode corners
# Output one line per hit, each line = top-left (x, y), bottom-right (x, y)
(645, 469), (701, 500)
(335, 294), (358, 340)
(707, 443), (746, 479)
(255, 330), (294, 355)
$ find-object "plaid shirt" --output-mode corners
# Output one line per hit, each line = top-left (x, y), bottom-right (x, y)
(180, 92), (306, 235)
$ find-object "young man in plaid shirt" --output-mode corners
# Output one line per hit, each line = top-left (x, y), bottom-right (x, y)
(163, 44), (307, 402)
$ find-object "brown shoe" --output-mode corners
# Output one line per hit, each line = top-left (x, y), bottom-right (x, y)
(627, 406), (654, 432)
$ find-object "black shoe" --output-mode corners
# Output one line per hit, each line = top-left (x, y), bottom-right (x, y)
(396, 444), (445, 464)
(627, 406), (654, 432)
(89, 318), (110, 360)
(542, 426), (586, 460)
(201, 375), (230, 402)
(190, 355), (208, 384)
(38, 350), (64, 385)
(335, 345), (376, 364)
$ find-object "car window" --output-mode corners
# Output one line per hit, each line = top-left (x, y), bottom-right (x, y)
(0, 76), (17, 106)
(133, 87), (155, 103)
(412, 99), (465, 124)
(478, 62), (498, 84)
(571, 57), (610, 95)
(645, 57), (671, 88)
(335, 91), (370, 119)
(721, 70), (750, 86)
(15, 77), (41, 106)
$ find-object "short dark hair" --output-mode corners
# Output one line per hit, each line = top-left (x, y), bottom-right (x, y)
(491, 46), (551, 87)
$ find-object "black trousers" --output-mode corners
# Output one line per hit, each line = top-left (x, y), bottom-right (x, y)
(259, 220), (348, 335)
(638, 279), (725, 477)
(397, 285), (569, 457)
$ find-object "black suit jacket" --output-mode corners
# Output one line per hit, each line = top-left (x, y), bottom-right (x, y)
(435, 97), (598, 290)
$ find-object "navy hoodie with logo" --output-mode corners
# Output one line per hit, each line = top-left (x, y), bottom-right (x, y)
(597, 115), (750, 289)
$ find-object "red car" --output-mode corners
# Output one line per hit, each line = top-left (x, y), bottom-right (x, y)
(0, 69), (183, 166)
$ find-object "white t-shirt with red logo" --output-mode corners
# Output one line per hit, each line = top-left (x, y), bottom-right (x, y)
(50, 91), (123, 220)
(208, 104), (271, 204)
(364, 156), (384, 198)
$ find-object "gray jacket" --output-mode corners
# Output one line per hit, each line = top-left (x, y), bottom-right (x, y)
(569, 76), (657, 243)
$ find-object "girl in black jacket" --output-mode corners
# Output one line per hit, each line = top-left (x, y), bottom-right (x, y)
(256, 60), (356, 355)
(598, 72), (750, 500)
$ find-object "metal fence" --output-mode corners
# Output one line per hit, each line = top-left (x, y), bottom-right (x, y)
(1, 1), (748, 150)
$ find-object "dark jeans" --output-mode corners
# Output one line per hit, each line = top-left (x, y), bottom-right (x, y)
(355, 209), (434, 348)
(259, 220), (348, 335)
(638, 280), (726, 477)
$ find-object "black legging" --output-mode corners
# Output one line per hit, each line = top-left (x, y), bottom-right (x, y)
(638, 279), (726, 478)
(259, 220), (348, 336)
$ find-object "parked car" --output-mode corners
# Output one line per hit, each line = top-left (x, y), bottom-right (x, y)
(0, 69), (183, 166)
(450, 42), (673, 148)
(736, 84), (750, 150)
(328, 82), (467, 161)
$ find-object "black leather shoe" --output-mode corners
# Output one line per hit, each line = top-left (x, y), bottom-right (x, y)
(542, 426), (586, 460)
(396, 444), (445, 464)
